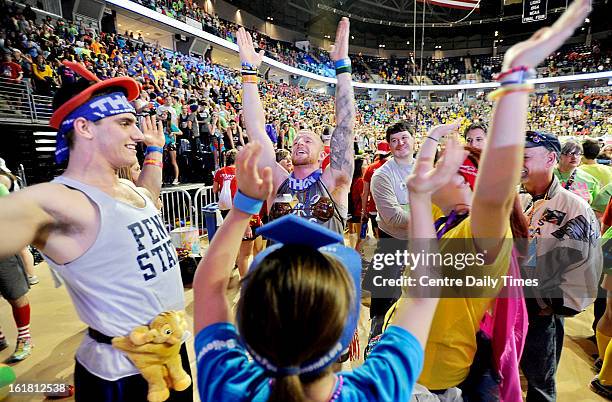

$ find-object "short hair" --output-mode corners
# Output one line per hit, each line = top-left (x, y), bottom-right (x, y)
(582, 138), (601, 160)
(464, 122), (488, 137)
(386, 122), (413, 144)
(276, 149), (290, 163)
(561, 141), (582, 155)
(225, 149), (238, 165)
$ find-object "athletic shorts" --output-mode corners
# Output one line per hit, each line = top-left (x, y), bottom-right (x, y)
(0, 255), (29, 300)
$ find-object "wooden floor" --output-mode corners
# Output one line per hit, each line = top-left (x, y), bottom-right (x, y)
(0, 255), (607, 401)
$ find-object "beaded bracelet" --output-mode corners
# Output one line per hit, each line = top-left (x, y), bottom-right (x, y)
(487, 83), (535, 101)
(146, 145), (164, 154)
(242, 75), (258, 84)
(144, 159), (163, 168)
(233, 190), (264, 215)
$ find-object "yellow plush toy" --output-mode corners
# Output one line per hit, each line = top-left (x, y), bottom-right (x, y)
(112, 311), (192, 402)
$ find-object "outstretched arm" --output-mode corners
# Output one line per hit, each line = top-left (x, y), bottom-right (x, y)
(236, 28), (282, 175)
(392, 138), (468, 348)
(472, 0), (591, 246)
(194, 143), (273, 333)
(323, 18), (355, 194)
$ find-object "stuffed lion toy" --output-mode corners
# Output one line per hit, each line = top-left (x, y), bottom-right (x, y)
(112, 311), (192, 402)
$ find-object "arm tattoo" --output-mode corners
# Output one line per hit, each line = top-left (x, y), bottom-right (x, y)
(330, 75), (356, 177)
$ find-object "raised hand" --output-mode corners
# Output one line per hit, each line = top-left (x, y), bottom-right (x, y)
(236, 142), (274, 201)
(236, 27), (264, 69)
(428, 121), (462, 141)
(329, 17), (350, 62)
(503, 0), (590, 69)
(141, 114), (164, 148)
(407, 137), (468, 195)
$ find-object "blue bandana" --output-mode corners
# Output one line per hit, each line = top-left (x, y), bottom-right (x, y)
(240, 215), (362, 377)
(55, 92), (136, 163)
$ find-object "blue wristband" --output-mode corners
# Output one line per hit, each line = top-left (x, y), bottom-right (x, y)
(334, 58), (351, 69)
(146, 146), (164, 154)
(233, 190), (264, 215)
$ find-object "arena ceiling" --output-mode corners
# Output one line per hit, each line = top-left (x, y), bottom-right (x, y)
(226, 0), (611, 50)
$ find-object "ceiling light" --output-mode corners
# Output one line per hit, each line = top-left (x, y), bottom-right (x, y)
(351, 35), (354, 39)
(585, 18), (590, 23)
(118, 24), (122, 27)
(494, 30), (499, 36)
(406, 41), (410, 45)
(146, 32), (150, 35)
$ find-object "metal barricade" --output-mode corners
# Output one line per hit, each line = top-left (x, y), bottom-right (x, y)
(0, 77), (53, 124)
(193, 185), (218, 237)
(160, 188), (194, 232)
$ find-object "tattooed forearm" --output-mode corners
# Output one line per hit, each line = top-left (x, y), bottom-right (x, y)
(330, 73), (356, 178)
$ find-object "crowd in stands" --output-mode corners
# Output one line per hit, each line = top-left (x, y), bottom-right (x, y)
(0, 0), (610, 185)
(130, 0), (611, 85)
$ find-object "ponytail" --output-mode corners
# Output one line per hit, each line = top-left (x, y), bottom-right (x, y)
(268, 375), (307, 402)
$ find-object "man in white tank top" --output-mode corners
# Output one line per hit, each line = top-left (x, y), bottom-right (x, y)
(0, 61), (192, 401)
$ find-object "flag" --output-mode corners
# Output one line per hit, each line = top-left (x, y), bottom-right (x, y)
(422, 0), (480, 10)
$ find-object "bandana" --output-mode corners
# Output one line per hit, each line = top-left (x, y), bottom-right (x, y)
(240, 215), (361, 377)
(458, 156), (478, 190)
(287, 169), (323, 191)
(55, 92), (136, 163)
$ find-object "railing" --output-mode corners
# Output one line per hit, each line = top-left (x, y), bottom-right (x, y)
(160, 187), (194, 232)
(0, 78), (53, 125)
(160, 185), (218, 241)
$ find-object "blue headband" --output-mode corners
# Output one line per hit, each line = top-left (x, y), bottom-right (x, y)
(55, 92), (136, 163)
(240, 215), (362, 377)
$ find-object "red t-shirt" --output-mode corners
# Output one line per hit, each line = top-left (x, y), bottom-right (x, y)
(603, 197), (612, 229)
(213, 166), (238, 198)
(1, 62), (22, 80)
(321, 145), (331, 170)
(350, 177), (364, 217)
(362, 159), (387, 213)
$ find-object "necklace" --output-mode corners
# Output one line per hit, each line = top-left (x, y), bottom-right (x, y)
(328, 375), (344, 402)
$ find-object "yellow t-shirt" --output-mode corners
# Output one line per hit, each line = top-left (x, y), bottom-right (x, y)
(384, 216), (513, 390)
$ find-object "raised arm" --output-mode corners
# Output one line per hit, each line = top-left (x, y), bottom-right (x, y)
(391, 138), (467, 347)
(194, 142), (273, 333)
(323, 18), (356, 193)
(236, 28), (277, 169)
(136, 114), (165, 201)
(472, 0), (591, 243)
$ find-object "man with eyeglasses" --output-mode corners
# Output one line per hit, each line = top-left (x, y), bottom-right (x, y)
(554, 141), (600, 205)
(520, 131), (602, 401)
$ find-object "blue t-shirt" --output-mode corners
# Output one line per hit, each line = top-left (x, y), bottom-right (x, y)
(195, 322), (423, 402)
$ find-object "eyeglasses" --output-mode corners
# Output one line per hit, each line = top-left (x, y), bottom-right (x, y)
(562, 151), (583, 157)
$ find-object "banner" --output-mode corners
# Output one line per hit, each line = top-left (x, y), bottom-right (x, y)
(522, 0), (547, 23)
(185, 16), (202, 30)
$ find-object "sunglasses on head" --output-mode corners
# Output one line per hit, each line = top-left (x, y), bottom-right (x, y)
(526, 131), (547, 144)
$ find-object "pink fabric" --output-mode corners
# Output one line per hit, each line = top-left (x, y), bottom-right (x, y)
(480, 247), (528, 402)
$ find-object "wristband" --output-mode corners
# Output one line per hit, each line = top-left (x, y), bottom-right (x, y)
(242, 75), (258, 84)
(495, 66), (532, 82)
(334, 58), (351, 69)
(146, 145), (164, 154)
(233, 190), (264, 215)
(144, 159), (163, 168)
(487, 83), (534, 101)
(425, 136), (439, 143)
(335, 66), (352, 76)
(241, 69), (258, 75)
(241, 62), (257, 71)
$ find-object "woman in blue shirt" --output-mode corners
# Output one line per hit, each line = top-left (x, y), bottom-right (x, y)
(192, 117), (467, 401)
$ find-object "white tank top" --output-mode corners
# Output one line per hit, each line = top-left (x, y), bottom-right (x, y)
(43, 176), (185, 381)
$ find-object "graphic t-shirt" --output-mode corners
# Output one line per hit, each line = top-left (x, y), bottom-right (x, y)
(195, 322), (423, 401)
(554, 168), (599, 205)
(213, 166), (238, 198)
